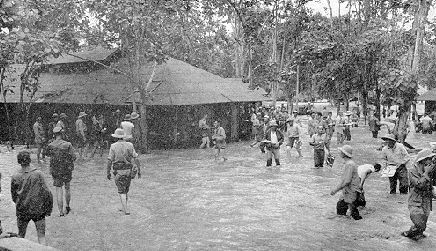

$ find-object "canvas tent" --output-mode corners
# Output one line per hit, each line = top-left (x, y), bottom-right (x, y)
(0, 48), (269, 148)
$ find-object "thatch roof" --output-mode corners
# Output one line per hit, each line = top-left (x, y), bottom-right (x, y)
(418, 88), (436, 101)
(1, 49), (269, 105)
(46, 47), (118, 65)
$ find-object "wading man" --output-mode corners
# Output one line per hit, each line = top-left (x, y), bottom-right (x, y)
(380, 134), (410, 194)
(107, 128), (141, 215)
(11, 151), (53, 245)
(330, 145), (362, 220)
(264, 120), (284, 167)
(47, 126), (76, 216)
(401, 149), (436, 241)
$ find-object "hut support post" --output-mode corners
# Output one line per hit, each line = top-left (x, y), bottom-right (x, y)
(231, 103), (239, 141)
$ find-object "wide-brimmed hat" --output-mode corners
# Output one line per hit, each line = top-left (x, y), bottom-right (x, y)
(52, 113), (59, 118)
(60, 113), (68, 119)
(124, 114), (131, 120)
(344, 111), (352, 116)
(131, 112), (140, 120)
(381, 134), (396, 142)
(111, 128), (125, 138)
(53, 126), (62, 134)
(78, 111), (87, 118)
(338, 145), (353, 158)
(416, 149), (436, 163)
(269, 120), (278, 127)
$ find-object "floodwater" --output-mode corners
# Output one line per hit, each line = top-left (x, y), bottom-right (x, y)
(0, 124), (435, 250)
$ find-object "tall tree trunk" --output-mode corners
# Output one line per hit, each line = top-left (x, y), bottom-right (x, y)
(248, 44), (253, 89)
(361, 89), (368, 124)
(395, 103), (411, 143)
(326, 0), (334, 28)
(271, 0), (279, 108)
(234, 16), (243, 78)
(138, 101), (148, 153)
(375, 85), (381, 120)
(0, 67), (13, 144)
(395, 0), (432, 139)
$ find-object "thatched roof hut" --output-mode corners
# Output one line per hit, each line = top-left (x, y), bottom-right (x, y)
(2, 48), (268, 105)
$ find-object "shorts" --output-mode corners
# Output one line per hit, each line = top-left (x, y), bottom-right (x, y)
(52, 173), (72, 187)
(287, 137), (299, 148)
(115, 173), (132, 194)
(17, 214), (46, 224)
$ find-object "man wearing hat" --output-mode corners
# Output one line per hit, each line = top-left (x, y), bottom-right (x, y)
(310, 125), (329, 168)
(257, 115), (271, 153)
(263, 120), (284, 167)
(335, 111), (346, 145)
(46, 126), (76, 217)
(344, 111), (352, 141)
(381, 134), (410, 194)
(33, 116), (46, 163)
(330, 145), (362, 220)
(47, 113), (59, 142)
(107, 128), (141, 215)
(307, 112), (318, 138)
(285, 118), (302, 159)
(75, 112), (87, 158)
(56, 113), (68, 131)
(290, 110), (300, 125)
(121, 114), (134, 143)
(401, 149), (436, 240)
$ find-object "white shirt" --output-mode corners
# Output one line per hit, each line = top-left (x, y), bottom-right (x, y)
(120, 121), (134, 139)
(358, 164), (375, 179)
(270, 131), (278, 144)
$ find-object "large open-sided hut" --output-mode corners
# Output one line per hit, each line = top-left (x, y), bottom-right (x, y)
(0, 48), (268, 149)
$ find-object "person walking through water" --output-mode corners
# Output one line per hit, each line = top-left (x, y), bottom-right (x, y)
(46, 126), (76, 216)
(11, 151), (53, 245)
(199, 114), (210, 149)
(368, 112), (381, 138)
(264, 120), (284, 167)
(335, 111), (346, 145)
(33, 116), (46, 163)
(310, 125), (329, 169)
(75, 111), (87, 159)
(401, 149), (436, 241)
(380, 134), (410, 194)
(107, 128), (141, 215)
(89, 115), (105, 158)
(211, 121), (227, 161)
(285, 118), (302, 160)
(330, 145), (362, 220)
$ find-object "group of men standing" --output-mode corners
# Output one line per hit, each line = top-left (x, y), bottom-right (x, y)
(249, 108), (357, 169)
(32, 110), (144, 163)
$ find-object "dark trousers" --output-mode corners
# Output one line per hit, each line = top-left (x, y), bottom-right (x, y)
(344, 127), (351, 141)
(314, 149), (325, 167)
(337, 198), (361, 220)
(389, 164), (409, 194)
(406, 204), (431, 237)
(371, 131), (378, 138)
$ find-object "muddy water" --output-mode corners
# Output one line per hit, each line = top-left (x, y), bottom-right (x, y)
(0, 125), (435, 250)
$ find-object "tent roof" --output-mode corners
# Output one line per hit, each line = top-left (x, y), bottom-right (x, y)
(418, 88), (436, 101)
(46, 47), (118, 65)
(2, 50), (269, 105)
